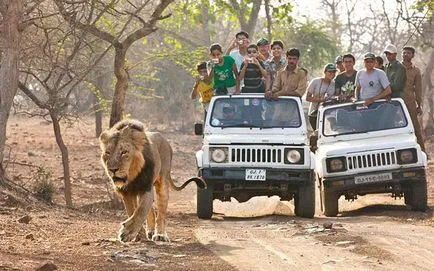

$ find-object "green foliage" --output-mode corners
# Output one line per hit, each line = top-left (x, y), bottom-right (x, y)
(32, 167), (55, 203)
(271, 1), (293, 25)
(413, 0), (434, 13)
(274, 21), (339, 73)
(87, 82), (110, 115)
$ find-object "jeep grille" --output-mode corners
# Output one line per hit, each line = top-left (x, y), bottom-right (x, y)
(347, 151), (396, 170)
(230, 147), (283, 164)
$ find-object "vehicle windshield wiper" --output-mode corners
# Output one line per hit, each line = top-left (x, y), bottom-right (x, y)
(330, 130), (369, 136)
(221, 123), (263, 129)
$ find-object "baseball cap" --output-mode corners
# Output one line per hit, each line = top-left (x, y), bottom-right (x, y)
(324, 63), (337, 72)
(335, 55), (343, 63)
(256, 37), (269, 46)
(363, 52), (376, 60)
(383, 44), (397, 54)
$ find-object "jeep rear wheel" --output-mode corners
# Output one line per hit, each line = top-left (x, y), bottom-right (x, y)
(322, 187), (339, 217)
(197, 185), (213, 219)
(410, 180), (428, 211)
(294, 180), (315, 218)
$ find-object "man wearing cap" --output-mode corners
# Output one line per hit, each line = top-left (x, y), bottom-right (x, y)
(306, 63), (337, 130)
(335, 55), (345, 73)
(257, 38), (271, 61)
(335, 53), (357, 101)
(265, 48), (308, 100)
(401, 46), (425, 151)
(384, 44), (406, 98)
(354, 52), (391, 106)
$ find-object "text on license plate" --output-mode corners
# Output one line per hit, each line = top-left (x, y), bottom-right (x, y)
(354, 172), (392, 184)
(245, 169), (266, 181)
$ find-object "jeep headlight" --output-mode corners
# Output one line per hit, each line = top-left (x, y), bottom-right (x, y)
(326, 157), (347, 173)
(210, 147), (228, 163)
(284, 148), (304, 164)
(397, 148), (417, 164)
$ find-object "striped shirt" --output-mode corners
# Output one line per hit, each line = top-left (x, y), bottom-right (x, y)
(240, 61), (266, 93)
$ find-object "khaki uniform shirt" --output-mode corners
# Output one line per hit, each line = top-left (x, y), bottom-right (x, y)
(271, 66), (308, 97)
(385, 60), (407, 98)
(402, 62), (422, 109)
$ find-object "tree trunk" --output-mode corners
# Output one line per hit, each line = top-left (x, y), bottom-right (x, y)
(94, 93), (103, 137)
(50, 112), (72, 207)
(264, 0), (272, 40)
(109, 48), (128, 127)
(0, 0), (23, 183)
(93, 72), (106, 137)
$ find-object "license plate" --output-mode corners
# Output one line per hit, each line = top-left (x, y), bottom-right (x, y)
(354, 172), (392, 184)
(245, 169), (266, 181)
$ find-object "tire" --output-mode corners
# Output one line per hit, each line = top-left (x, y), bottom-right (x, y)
(404, 191), (412, 205)
(322, 187), (339, 217)
(410, 180), (428, 211)
(197, 185), (213, 219)
(294, 178), (315, 218)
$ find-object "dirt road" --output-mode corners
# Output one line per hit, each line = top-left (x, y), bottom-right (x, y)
(1, 116), (433, 270)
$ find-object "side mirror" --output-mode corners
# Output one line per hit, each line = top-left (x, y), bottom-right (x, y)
(194, 123), (203, 135)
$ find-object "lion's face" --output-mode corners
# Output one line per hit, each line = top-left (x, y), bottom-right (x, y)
(99, 122), (147, 188)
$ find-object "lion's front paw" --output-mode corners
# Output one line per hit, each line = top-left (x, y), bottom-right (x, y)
(152, 233), (170, 242)
(118, 220), (141, 242)
(147, 230), (155, 240)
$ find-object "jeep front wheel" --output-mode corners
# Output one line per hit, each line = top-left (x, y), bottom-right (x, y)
(197, 185), (213, 219)
(294, 180), (315, 218)
(410, 180), (428, 211)
(322, 187), (339, 217)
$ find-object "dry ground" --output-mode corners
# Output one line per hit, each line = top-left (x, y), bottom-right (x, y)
(0, 116), (433, 271)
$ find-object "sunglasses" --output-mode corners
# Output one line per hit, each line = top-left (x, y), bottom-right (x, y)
(247, 50), (257, 54)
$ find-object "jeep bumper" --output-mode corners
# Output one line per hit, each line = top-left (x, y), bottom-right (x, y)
(322, 167), (426, 193)
(200, 167), (313, 202)
(201, 167), (313, 184)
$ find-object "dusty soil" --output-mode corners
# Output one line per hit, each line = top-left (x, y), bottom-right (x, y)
(1, 115), (433, 271)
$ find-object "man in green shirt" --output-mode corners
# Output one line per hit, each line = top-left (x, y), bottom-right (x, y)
(383, 44), (406, 98)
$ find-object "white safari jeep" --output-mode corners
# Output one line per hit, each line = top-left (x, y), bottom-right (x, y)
(194, 95), (315, 219)
(315, 98), (428, 216)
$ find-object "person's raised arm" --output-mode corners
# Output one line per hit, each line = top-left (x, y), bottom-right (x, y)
(191, 75), (199, 99)
(225, 38), (238, 55)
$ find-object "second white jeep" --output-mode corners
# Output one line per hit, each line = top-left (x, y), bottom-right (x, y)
(315, 98), (428, 216)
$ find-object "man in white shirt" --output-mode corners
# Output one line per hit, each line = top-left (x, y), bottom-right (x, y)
(225, 31), (249, 71)
(354, 52), (391, 106)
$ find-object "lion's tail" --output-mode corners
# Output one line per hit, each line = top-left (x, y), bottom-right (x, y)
(168, 176), (207, 191)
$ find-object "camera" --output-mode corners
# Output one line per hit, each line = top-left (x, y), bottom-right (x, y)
(199, 75), (204, 80)
(247, 58), (253, 63)
(212, 58), (219, 64)
(238, 40), (244, 45)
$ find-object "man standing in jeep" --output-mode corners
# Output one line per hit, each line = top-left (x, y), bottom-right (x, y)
(265, 48), (308, 100)
(384, 44), (407, 98)
(354, 52), (392, 106)
(401, 46), (425, 152)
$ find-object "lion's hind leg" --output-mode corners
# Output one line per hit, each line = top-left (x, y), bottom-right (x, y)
(146, 206), (156, 240)
(152, 175), (170, 242)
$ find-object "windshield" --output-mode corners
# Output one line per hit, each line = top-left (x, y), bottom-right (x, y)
(322, 101), (408, 136)
(209, 97), (301, 128)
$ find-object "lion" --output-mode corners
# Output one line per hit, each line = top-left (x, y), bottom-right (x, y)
(99, 119), (206, 242)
